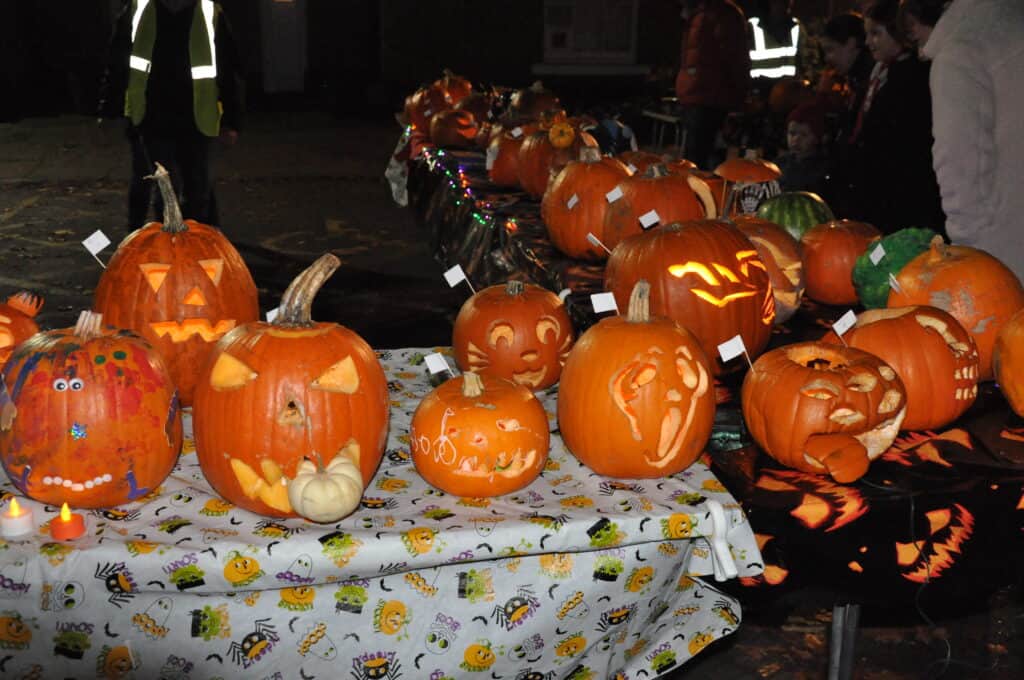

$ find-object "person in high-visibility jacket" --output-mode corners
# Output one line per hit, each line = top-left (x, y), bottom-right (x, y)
(746, 0), (804, 80)
(99, 0), (243, 228)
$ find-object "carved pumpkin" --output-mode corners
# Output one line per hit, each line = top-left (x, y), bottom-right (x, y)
(433, 69), (473, 105)
(741, 342), (907, 482)
(822, 306), (979, 431)
(486, 124), (538, 188)
(93, 164), (259, 406)
(509, 81), (561, 120)
(404, 83), (450, 133)
(454, 91), (493, 124)
(888, 236), (1024, 381)
(605, 219), (776, 375)
(993, 309), (1024, 416)
(0, 311), (182, 508)
(429, 109), (479, 149)
(801, 220), (881, 305)
(541, 147), (632, 260)
(602, 166), (717, 249)
(557, 281), (716, 478)
(0, 292), (43, 369)
(452, 280), (574, 390)
(517, 124), (598, 198)
(411, 372), (549, 497)
(714, 157), (782, 216)
(193, 254), (388, 521)
(732, 216), (805, 324)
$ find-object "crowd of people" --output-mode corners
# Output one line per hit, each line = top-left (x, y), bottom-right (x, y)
(672, 0), (1024, 282)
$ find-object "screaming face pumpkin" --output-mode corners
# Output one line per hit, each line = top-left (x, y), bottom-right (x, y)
(452, 280), (574, 390)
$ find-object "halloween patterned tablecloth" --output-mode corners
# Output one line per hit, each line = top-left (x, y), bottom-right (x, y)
(0, 347), (762, 680)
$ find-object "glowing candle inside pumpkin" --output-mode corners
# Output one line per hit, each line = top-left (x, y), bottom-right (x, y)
(50, 502), (86, 541)
(1, 497), (35, 539)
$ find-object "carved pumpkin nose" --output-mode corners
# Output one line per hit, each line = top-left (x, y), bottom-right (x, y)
(277, 397), (306, 427)
(183, 287), (206, 306)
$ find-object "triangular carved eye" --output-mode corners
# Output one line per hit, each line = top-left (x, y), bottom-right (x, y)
(140, 263), (170, 293)
(198, 259), (224, 286)
(209, 353), (258, 390)
(312, 356), (359, 393)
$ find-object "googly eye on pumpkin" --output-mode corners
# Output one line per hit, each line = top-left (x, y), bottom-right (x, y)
(69, 378), (85, 391)
(53, 378), (69, 391)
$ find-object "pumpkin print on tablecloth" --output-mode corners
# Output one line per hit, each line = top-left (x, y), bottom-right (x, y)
(452, 280), (574, 390)
(0, 311), (182, 508)
(742, 342), (907, 483)
(411, 372), (549, 497)
(0, 291), (43, 369)
(193, 254), (388, 522)
(93, 163), (258, 406)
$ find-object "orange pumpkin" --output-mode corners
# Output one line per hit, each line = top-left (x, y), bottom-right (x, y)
(405, 84), (450, 133)
(801, 220), (881, 305)
(732, 216), (805, 324)
(0, 292), (43, 369)
(411, 372), (549, 497)
(821, 306), (979, 431)
(93, 164), (259, 406)
(429, 109), (479, 149)
(0, 311), (182, 508)
(509, 81), (562, 120)
(557, 281), (716, 478)
(605, 219), (776, 375)
(452, 280), (574, 390)
(714, 157), (782, 216)
(888, 236), (1024, 381)
(741, 342), (907, 483)
(193, 254), (388, 521)
(433, 69), (473, 105)
(541, 147), (632, 260)
(486, 124), (537, 188)
(993, 308), (1024, 416)
(602, 165), (717, 249)
(517, 124), (598, 198)
(454, 91), (493, 125)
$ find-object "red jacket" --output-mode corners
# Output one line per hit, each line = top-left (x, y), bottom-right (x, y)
(674, 0), (750, 110)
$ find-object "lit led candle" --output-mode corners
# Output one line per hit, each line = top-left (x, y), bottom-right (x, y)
(1, 497), (35, 539)
(50, 502), (86, 541)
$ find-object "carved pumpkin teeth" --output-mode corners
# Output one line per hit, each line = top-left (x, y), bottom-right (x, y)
(150, 319), (236, 342)
(828, 408), (866, 425)
(954, 367), (963, 380)
(512, 367), (547, 387)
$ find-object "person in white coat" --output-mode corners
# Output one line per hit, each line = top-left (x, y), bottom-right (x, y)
(901, 0), (1024, 282)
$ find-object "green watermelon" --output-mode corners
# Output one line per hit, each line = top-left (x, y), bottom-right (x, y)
(755, 191), (835, 240)
(852, 227), (938, 308)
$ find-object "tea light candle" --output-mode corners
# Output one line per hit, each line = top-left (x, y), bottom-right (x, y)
(51, 502), (86, 541)
(1, 497), (34, 539)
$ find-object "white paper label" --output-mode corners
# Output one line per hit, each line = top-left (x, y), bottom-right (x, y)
(566, 194), (579, 210)
(626, 163), (637, 174)
(511, 127), (523, 138)
(82, 230), (111, 255)
(443, 264), (467, 288)
(424, 352), (451, 375)
(605, 186), (624, 203)
(591, 292), (618, 314)
(888, 272), (904, 293)
(869, 243), (886, 265)
(265, 307), (279, 323)
(423, 109), (433, 118)
(639, 210), (661, 229)
(833, 309), (857, 336)
(485, 144), (498, 170)
(718, 334), (747, 363)
(557, 288), (572, 302)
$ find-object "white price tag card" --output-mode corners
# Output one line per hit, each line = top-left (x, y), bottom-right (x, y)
(443, 264), (467, 288)
(566, 194), (579, 210)
(869, 243), (886, 265)
(485, 145), (498, 170)
(511, 127), (523, 138)
(265, 307), (280, 323)
(639, 209), (661, 229)
(888, 272), (904, 293)
(424, 353), (451, 375)
(591, 292), (618, 314)
(605, 186), (624, 203)
(626, 163), (637, 174)
(833, 309), (857, 337)
(82, 230), (111, 255)
(718, 334), (747, 363)
(557, 288), (572, 302)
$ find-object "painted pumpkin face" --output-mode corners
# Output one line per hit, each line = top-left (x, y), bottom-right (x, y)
(223, 552), (262, 586)
(453, 281), (574, 390)
(463, 642), (496, 671)
(411, 373), (550, 498)
(0, 292), (43, 369)
(742, 342), (907, 483)
(374, 600), (409, 635)
(0, 614), (32, 646)
(0, 313), (182, 508)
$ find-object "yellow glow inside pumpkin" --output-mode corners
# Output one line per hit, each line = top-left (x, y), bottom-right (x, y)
(182, 287), (206, 306)
(139, 263), (170, 292)
(198, 258), (224, 285)
(209, 353), (258, 389)
(151, 319), (236, 342)
(311, 356), (360, 394)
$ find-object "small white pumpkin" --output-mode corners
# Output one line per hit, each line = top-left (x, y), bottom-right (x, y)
(287, 439), (364, 523)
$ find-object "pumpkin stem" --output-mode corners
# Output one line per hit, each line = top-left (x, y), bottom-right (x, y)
(626, 280), (651, 323)
(505, 280), (525, 296)
(644, 164), (669, 179)
(74, 310), (105, 340)
(461, 371), (485, 398)
(928, 235), (948, 260)
(146, 162), (187, 233)
(276, 253), (342, 327)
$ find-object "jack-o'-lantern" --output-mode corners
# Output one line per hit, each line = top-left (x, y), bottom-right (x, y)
(732, 216), (805, 324)
(223, 550), (263, 587)
(279, 586), (315, 611)
(741, 342), (907, 482)
(994, 309), (1024, 416)
(888, 236), (1024, 381)
(714, 157), (782, 216)
(0, 292), (43, 368)
(602, 166), (717, 249)
(517, 124), (598, 198)
(0, 612), (32, 647)
(404, 83), (450, 133)
(429, 109), (479, 149)
(374, 600), (409, 635)
(93, 164), (258, 406)
(558, 281), (715, 478)
(509, 81), (561, 120)
(0, 311), (182, 508)
(452, 280), (574, 389)
(411, 372), (549, 497)
(801, 220), (881, 305)
(193, 254), (388, 521)
(822, 306), (979, 431)
(432, 69), (473, 105)
(605, 220), (776, 375)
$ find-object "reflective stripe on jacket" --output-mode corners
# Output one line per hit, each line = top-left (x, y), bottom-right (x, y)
(748, 17), (799, 79)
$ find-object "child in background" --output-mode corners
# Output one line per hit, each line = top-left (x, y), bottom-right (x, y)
(776, 103), (828, 195)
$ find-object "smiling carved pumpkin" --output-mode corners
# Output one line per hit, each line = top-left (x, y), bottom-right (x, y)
(93, 164), (258, 406)
(0, 292), (43, 370)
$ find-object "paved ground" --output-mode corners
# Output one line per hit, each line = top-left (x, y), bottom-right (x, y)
(2, 111), (1021, 679)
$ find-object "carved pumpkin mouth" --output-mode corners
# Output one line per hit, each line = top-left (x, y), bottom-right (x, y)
(456, 449), (538, 478)
(150, 319), (236, 343)
(229, 456), (293, 514)
(512, 367), (548, 387)
(40, 472), (114, 493)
